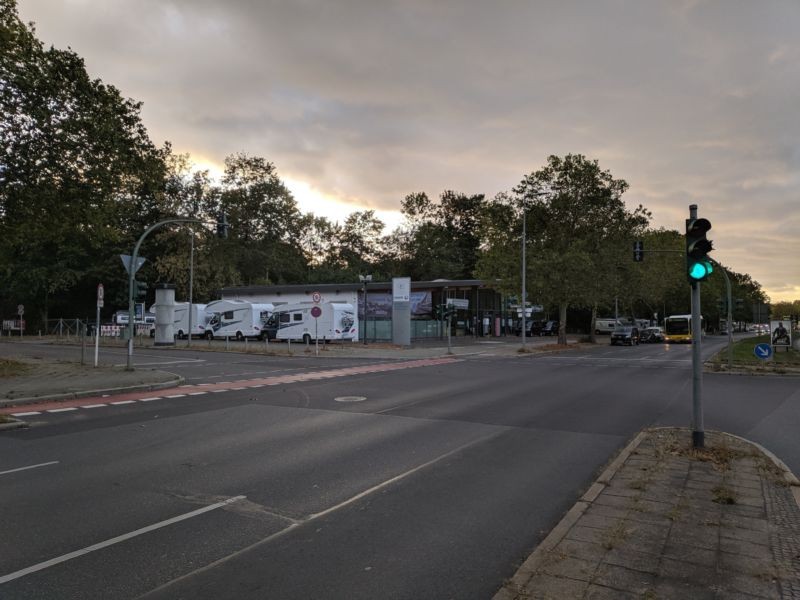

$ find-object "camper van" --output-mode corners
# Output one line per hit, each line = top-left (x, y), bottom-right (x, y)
(173, 303), (210, 339)
(205, 299), (273, 340)
(265, 302), (356, 343)
(147, 303), (209, 339)
(595, 318), (623, 335)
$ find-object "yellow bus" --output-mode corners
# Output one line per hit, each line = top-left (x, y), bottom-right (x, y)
(664, 314), (704, 343)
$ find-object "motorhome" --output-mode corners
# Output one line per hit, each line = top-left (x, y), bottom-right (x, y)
(205, 299), (273, 340)
(172, 303), (210, 339)
(595, 318), (623, 335)
(266, 302), (356, 343)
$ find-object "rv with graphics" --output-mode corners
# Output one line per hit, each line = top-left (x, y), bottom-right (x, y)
(265, 302), (356, 343)
(205, 299), (273, 340)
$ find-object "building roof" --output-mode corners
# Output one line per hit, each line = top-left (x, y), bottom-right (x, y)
(220, 279), (492, 296)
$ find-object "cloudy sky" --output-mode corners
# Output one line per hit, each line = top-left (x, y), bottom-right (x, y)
(18, 0), (800, 301)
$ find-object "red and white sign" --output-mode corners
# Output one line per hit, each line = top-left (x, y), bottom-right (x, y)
(310, 306), (322, 318)
(97, 283), (104, 308)
(311, 291), (321, 303)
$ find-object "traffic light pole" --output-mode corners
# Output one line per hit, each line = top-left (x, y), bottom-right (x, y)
(688, 204), (704, 448)
(126, 218), (220, 371)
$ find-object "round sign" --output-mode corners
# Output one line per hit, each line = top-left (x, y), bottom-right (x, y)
(17, 304), (24, 316)
(311, 291), (322, 303)
(97, 283), (104, 300)
(310, 306), (322, 318)
(754, 343), (773, 360)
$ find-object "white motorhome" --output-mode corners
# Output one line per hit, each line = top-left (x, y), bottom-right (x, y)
(266, 302), (356, 343)
(173, 303), (210, 339)
(205, 299), (273, 340)
(595, 318), (623, 335)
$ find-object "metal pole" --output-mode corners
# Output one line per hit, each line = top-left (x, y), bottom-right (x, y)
(689, 204), (704, 448)
(94, 304), (100, 367)
(363, 280), (368, 345)
(447, 311), (452, 354)
(188, 230), (194, 348)
(521, 209), (526, 348)
(80, 322), (86, 365)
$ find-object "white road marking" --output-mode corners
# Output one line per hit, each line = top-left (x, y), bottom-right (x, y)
(10, 411), (41, 417)
(139, 397), (162, 402)
(188, 391), (207, 396)
(0, 495), (246, 584)
(82, 404), (107, 409)
(47, 407), (77, 413)
(110, 400), (136, 405)
(0, 461), (59, 476)
(165, 394), (186, 398)
(112, 359), (206, 367)
(211, 389), (228, 393)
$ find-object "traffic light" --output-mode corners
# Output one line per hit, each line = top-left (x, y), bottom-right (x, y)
(134, 280), (147, 301)
(216, 212), (228, 239)
(434, 304), (455, 320)
(633, 241), (644, 262)
(685, 218), (713, 282)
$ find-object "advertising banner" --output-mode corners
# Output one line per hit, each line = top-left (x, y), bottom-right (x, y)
(770, 320), (791, 349)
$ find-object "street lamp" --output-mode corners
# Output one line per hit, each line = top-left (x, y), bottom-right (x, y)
(520, 191), (547, 349)
(359, 274), (372, 345)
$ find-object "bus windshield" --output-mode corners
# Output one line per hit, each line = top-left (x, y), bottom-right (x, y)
(665, 319), (689, 335)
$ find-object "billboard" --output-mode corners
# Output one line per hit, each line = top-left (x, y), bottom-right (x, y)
(770, 320), (791, 349)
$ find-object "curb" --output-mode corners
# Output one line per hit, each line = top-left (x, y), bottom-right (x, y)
(493, 430), (648, 600)
(0, 374), (184, 408)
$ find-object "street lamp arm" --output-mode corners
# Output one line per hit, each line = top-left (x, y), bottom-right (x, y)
(126, 217), (221, 370)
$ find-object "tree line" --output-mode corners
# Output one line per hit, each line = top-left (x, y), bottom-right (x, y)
(0, 0), (774, 339)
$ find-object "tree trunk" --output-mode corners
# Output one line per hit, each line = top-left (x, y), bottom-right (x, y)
(590, 304), (598, 344)
(558, 303), (568, 345)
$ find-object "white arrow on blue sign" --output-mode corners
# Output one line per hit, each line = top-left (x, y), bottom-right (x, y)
(754, 343), (773, 360)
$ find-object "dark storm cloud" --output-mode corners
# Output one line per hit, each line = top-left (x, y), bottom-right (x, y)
(17, 0), (800, 299)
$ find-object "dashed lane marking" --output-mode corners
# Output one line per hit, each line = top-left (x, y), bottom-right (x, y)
(0, 357), (463, 417)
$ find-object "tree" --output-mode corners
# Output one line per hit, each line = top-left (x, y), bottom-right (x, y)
(479, 154), (648, 344)
(1, 0), (169, 324)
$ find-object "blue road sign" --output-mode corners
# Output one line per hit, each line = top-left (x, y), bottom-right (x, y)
(754, 343), (773, 360)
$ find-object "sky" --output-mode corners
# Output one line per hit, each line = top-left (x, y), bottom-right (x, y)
(17, 0), (800, 302)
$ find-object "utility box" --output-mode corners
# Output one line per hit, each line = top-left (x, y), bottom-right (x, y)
(154, 284), (176, 346)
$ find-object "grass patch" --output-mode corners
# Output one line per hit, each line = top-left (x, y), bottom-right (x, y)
(0, 414), (12, 424)
(711, 334), (800, 368)
(0, 358), (30, 378)
(602, 520), (630, 550)
(711, 485), (737, 505)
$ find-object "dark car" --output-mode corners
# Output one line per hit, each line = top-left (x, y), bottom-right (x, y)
(611, 325), (640, 346)
(540, 321), (558, 336)
(639, 327), (664, 343)
(516, 319), (544, 336)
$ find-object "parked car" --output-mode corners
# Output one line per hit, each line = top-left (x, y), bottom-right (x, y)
(611, 325), (640, 346)
(639, 327), (664, 343)
(516, 320), (544, 336)
(540, 321), (558, 336)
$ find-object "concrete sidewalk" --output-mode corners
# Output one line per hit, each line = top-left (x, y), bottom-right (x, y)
(496, 428), (800, 599)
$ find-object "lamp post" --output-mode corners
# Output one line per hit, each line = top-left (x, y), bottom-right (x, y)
(359, 274), (372, 344)
(187, 229), (194, 348)
(520, 191), (546, 349)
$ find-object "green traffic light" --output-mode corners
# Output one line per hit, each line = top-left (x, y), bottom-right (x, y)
(688, 261), (713, 281)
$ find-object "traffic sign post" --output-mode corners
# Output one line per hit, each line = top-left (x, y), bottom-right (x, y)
(310, 305), (321, 356)
(17, 304), (23, 338)
(95, 284), (103, 367)
(754, 343), (773, 360)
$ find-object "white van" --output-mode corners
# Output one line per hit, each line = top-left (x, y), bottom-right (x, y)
(266, 302), (356, 343)
(205, 299), (273, 340)
(174, 303), (210, 339)
(595, 318), (622, 335)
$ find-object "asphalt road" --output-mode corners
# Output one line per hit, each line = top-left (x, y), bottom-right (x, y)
(1, 336), (799, 599)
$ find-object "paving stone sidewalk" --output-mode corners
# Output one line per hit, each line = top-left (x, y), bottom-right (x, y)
(496, 428), (800, 600)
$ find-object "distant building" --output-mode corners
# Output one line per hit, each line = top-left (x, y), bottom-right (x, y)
(220, 279), (510, 341)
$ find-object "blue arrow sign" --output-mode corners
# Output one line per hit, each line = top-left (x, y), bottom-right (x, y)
(754, 343), (773, 360)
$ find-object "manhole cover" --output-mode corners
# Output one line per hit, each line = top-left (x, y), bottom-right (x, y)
(334, 396), (367, 403)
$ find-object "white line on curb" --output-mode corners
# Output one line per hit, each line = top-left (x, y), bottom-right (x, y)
(10, 411), (41, 417)
(82, 404), (107, 409)
(47, 407), (77, 413)
(139, 397), (162, 402)
(110, 400), (136, 405)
